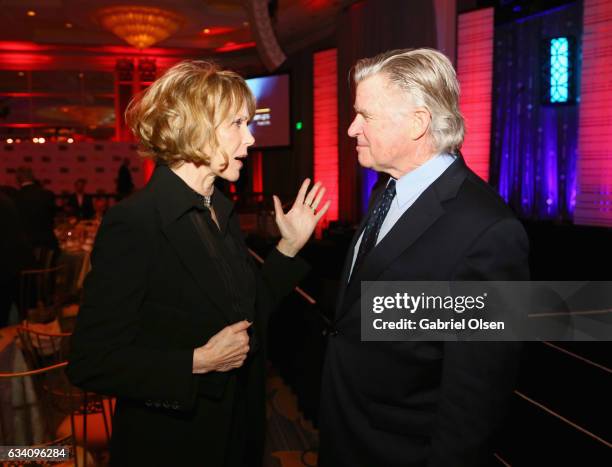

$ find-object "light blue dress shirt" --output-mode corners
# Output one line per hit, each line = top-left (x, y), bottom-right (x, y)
(348, 153), (457, 280)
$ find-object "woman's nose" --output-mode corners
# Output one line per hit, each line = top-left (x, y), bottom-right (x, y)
(244, 127), (255, 146)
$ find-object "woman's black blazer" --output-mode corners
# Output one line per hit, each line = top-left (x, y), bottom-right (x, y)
(67, 165), (309, 466)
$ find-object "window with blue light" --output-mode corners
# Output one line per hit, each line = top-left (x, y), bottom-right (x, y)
(542, 36), (575, 105)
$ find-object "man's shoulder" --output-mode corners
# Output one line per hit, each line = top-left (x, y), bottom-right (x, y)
(454, 170), (517, 221)
(438, 167), (525, 244)
(18, 184), (53, 200)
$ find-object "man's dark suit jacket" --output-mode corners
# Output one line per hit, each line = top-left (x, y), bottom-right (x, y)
(13, 183), (58, 251)
(66, 193), (95, 219)
(318, 157), (529, 467)
(67, 165), (309, 466)
(0, 191), (34, 325)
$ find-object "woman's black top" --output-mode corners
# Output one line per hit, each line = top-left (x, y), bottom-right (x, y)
(189, 190), (256, 465)
(66, 164), (310, 467)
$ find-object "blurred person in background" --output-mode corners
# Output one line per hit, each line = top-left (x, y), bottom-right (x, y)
(13, 167), (58, 256)
(0, 189), (33, 325)
(116, 157), (134, 200)
(66, 178), (94, 220)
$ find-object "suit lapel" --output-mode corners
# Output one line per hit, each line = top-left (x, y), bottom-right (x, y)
(149, 165), (237, 325)
(337, 157), (469, 319)
(334, 187), (385, 316)
(340, 188), (444, 317)
(162, 215), (235, 325)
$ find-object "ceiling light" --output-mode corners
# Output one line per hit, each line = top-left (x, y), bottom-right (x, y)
(27, 10), (36, 17)
(203, 28), (210, 34)
(93, 5), (185, 49)
(67, 138), (74, 144)
(65, 22), (73, 28)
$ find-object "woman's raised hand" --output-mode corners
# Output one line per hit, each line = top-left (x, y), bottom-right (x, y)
(273, 179), (331, 257)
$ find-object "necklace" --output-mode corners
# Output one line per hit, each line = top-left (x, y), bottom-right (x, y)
(193, 189), (213, 209)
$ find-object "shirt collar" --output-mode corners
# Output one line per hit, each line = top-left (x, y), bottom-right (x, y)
(151, 165), (233, 229)
(392, 153), (457, 208)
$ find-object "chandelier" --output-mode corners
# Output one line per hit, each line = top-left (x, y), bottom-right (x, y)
(94, 5), (185, 49)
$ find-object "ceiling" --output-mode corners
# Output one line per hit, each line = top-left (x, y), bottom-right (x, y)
(0, 0), (351, 68)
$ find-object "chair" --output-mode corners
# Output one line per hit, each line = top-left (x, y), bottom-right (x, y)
(32, 246), (57, 270)
(0, 362), (81, 466)
(17, 265), (69, 323)
(16, 326), (114, 466)
(55, 250), (91, 311)
(17, 324), (71, 369)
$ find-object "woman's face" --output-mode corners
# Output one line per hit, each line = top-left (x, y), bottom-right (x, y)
(210, 103), (255, 182)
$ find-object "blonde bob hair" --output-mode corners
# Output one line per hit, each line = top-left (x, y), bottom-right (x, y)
(353, 48), (464, 155)
(126, 60), (255, 167)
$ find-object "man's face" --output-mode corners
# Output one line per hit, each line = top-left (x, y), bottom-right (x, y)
(347, 74), (417, 178)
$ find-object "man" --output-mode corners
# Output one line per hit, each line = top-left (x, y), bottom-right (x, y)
(13, 167), (58, 252)
(0, 189), (33, 325)
(116, 157), (134, 200)
(66, 178), (94, 219)
(318, 49), (529, 467)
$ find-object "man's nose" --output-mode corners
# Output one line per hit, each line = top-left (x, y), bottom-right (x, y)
(347, 116), (361, 138)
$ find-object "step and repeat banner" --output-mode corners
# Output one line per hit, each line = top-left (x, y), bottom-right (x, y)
(0, 142), (145, 194)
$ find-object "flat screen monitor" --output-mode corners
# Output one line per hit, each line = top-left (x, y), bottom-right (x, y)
(246, 74), (290, 148)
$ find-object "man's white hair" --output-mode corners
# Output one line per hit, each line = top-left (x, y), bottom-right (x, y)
(353, 48), (465, 155)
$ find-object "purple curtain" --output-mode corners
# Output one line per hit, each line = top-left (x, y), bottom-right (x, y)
(490, 2), (582, 221)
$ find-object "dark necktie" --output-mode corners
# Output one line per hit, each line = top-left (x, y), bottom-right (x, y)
(352, 179), (396, 277)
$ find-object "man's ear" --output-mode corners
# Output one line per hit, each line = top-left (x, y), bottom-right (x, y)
(409, 108), (431, 141)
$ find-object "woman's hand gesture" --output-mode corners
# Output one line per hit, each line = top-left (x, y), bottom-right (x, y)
(193, 320), (251, 373)
(273, 179), (330, 257)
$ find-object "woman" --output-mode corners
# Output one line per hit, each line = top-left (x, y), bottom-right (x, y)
(67, 61), (329, 466)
